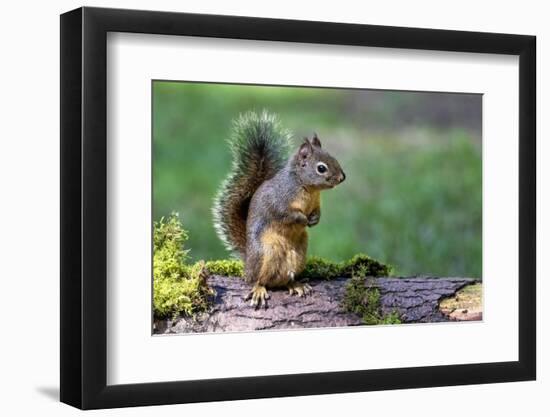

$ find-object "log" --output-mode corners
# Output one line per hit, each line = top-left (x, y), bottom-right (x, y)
(154, 276), (480, 334)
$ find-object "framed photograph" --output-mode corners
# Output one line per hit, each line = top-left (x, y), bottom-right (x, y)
(60, 6), (536, 410)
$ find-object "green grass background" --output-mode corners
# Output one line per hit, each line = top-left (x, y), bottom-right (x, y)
(153, 81), (482, 278)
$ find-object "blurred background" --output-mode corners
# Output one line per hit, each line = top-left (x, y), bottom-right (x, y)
(153, 81), (482, 278)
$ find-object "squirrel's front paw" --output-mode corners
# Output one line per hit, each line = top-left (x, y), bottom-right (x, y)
(287, 282), (313, 297)
(245, 284), (270, 309)
(307, 213), (320, 227)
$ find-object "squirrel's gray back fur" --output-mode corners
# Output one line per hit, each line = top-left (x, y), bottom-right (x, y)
(212, 111), (292, 257)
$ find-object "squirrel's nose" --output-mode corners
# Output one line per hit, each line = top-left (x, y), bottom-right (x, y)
(340, 171), (346, 183)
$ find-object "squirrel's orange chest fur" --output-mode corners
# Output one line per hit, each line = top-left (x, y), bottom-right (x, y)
(290, 188), (320, 216)
(258, 188), (320, 287)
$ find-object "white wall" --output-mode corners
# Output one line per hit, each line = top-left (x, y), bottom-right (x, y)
(0, 0), (546, 415)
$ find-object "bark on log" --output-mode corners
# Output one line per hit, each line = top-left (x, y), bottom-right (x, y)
(154, 276), (480, 334)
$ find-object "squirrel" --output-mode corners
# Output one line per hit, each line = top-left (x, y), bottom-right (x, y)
(212, 111), (346, 308)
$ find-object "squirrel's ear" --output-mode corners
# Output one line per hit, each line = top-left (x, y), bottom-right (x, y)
(299, 140), (313, 159)
(311, 133), (322, 148)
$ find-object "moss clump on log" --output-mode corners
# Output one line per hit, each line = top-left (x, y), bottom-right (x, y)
(301, 254), (392, 280)
(153, 214), (214, 319)
(204, 255), (391, 280)
(204, 259), (244, 277)
(341, 266), (401, 325)
(335, 254), (392, 278)
(205, 259), (244, 277)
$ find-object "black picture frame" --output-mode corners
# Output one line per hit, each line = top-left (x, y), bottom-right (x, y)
(60, 6), (536, 410)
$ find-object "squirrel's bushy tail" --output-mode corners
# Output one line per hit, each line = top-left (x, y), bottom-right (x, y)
(213, 111), (291, 257)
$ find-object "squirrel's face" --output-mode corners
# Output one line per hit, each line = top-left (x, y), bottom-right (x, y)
(295, 134), (346, 189)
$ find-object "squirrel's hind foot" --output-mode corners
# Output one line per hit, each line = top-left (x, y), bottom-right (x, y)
(287, 282), (312, 297)
(245, 284), (270, 309)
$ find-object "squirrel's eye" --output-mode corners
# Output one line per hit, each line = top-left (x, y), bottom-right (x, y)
(316, 163), (328, 174)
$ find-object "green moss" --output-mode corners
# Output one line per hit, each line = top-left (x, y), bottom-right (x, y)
(299, 256), (343, 279)
(339, 254), (393, 277)
(153, 214), (213, 319)
(341, 271), (402, 325)
(202, 254), (390, 280)
(204, 259), (244, 276)
(199, 253), (390, 280)
(300, 253), (391, 280)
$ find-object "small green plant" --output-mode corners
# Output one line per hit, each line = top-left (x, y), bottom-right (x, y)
(341, 267), (402, 325)
(379, 311), (402, 324)
(153, 213), (213, 319)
